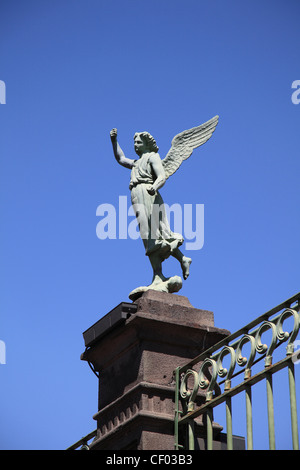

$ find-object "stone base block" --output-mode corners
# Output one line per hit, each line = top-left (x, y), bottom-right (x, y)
(81, 290), (233, 450)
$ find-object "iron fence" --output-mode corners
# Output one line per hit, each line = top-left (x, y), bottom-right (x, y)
(66, 429), (96, 450)
(174, 292), (300, 450)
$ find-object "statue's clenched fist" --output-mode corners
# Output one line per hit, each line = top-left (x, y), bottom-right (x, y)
(110, 128), (118, 142)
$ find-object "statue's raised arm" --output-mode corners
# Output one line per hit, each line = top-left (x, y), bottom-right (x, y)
(110, 128), (135, 169)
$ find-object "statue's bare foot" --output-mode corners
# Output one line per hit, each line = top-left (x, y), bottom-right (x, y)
(181, 256), (192, 280)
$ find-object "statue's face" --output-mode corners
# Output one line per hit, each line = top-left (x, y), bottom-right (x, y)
(134, 135), (147, 156)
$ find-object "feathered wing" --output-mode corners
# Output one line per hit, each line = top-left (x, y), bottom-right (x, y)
(161, 115), (219, 180)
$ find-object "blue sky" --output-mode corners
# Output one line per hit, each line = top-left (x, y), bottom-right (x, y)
(0, 0), (299, 450)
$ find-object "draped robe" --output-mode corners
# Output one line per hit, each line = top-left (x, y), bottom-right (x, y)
(129, 152), (183, 259)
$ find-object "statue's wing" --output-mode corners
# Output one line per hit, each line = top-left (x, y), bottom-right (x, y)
(162, 115), (219, 180)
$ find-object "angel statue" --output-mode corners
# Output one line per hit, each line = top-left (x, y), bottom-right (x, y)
(110, 116), (219, 300)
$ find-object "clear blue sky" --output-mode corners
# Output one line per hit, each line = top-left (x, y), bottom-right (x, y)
(0, 0), (299, 450)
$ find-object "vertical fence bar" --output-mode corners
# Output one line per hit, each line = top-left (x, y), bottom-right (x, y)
(225, 396), (233, 450)
(206, 407), (213, 450)
(174, 367), (181, 450)
(187, 419), (195, 450)
(288, 361), (299, 450)
(266, 372), (276, 449)
(245, 385), (253, 450)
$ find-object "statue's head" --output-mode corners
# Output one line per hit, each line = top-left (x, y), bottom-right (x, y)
(134, 132), (159, 156)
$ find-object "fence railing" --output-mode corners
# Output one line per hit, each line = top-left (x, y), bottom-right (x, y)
(66, 429), (96, 450)
(174, 292), (300, 450)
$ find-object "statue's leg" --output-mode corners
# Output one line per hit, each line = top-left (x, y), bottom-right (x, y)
(171, 248), (192, 280)
(148, 251), (168, 284)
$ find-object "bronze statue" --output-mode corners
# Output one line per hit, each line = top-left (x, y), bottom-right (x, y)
(110, 115), (219, 300)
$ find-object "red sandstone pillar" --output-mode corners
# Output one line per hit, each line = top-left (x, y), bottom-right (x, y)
(81, 290), (230, 450)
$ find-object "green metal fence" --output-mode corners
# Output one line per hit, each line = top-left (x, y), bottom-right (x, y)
(66, 429), (97, 450)
(174, 292), (300, 450)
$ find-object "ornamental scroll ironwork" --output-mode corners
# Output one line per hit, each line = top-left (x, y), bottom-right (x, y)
(178, 303), (300, 412)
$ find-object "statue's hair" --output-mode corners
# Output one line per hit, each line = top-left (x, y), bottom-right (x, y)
(134, 132), (159, 153)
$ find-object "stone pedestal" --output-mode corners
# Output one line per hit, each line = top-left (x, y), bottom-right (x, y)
(81, 290), (234, 450)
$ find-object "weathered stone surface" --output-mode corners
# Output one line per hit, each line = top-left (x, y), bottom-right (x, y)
(134, 289), (215, 327)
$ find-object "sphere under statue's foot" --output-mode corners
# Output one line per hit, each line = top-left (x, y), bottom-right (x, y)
(129, 275), (182, 301)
